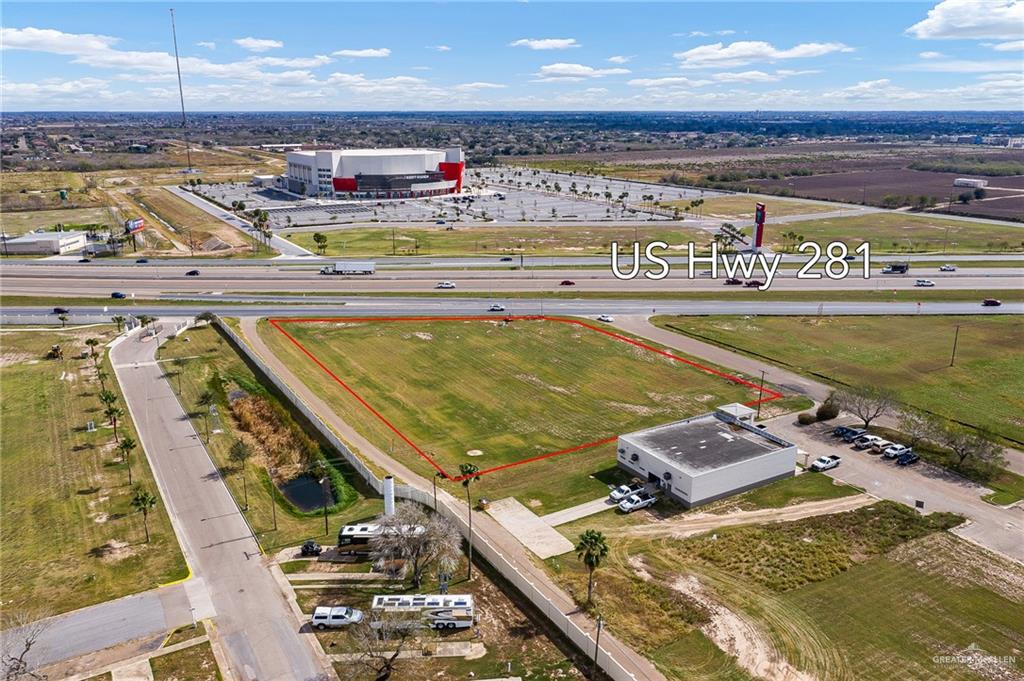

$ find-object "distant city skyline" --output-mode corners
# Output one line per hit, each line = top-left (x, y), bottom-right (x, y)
(2, 0), (1022, 111)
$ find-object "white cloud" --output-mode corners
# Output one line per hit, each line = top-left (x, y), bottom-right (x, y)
(428, 45), (451, 52)
(607, 55), (633, 64)
(533, 63), (629, 81)
(675, 41), (854, 68)
(711, 69), (817, 83)
(675, 29), (736, 38)
(196, 41), (216, 50)
(627, 76), (712, 87)
(332, 48), (391, 58)
(233, 37), (283, 52)
(454, 81), (506, 91)
(903, 58), (1024, 72)
(249, 55), (333, 68)
(919, 51), (944, 58)
(992, 39), (1024, 50)
(510, 38), (580, 50)
(906, 0), (1024, 40)
(411, 65), (431, 71)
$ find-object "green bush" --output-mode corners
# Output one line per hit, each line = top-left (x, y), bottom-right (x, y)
(798, 412), (818, 426)
(816, 397), (840, 421)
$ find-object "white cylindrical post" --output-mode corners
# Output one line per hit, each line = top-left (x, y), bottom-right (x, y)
(383, 475), (395, 516)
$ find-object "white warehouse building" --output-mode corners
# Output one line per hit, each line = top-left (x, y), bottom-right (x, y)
(284, 147), (465, 198)
(616, 404), (797, 508)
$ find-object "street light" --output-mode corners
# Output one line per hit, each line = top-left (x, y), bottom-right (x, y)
(268, 466), (278, 532)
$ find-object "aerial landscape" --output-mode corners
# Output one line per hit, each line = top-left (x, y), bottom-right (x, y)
(0, 1), (1022, 680)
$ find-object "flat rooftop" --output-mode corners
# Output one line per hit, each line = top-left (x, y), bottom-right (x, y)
(289, 148), (443, 157)
(621, 413), (790, 475)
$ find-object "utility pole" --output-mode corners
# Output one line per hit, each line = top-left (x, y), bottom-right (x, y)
(756, 369), (766, 420)
(169, 9), (192, 172)
(949, 324), (961, 367)
(593, 616), (604, 677)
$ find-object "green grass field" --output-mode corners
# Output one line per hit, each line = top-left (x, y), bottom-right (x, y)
(663, 195), (834, 219)
(0, 326), (186, 624)
(0, 207), (119, 236)
(150, 640), (221, 681)
(158, 324), (382, 549)
(652, 315), (1024, 443)
(260, 317), (769, 512)
(771, 211), (1024, 253)
(282, 224), (711, 257)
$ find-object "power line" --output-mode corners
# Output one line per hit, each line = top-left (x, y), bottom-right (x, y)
(169, 8), (192, 172)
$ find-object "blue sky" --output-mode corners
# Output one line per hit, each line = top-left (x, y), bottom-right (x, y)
(2, 1), (1021, 110)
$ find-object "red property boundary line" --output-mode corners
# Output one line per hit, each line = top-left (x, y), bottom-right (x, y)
(268, 316), (783, 482)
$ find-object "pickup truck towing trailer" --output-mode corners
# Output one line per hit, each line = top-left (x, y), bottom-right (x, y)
(320, 261), (375, 275)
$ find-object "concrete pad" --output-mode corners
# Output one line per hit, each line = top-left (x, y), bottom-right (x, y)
(110, 659), (154, 681)
(542, 496), (618, 527)
(486, 498), (574, 559)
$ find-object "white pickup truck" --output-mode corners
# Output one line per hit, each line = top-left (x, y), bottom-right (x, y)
(810, 455), (841, 472)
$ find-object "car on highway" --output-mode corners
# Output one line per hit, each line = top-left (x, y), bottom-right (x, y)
(883, 444), (912, 460)
(110, 292), (127, 299)
(853, 434), (883, 450)
(723, 277), (742, 285)
(559, 280), (576, 286)
(185, 269), (200, 276)
(939, 264), (957, 272)
(810, 455), (841, 472)
(488, 304), (506, 312)
(982, 298), (1002, 307)
(500, 257), (514, 262)
(896, 451), (920, 466)
(136, 258), (149, 264)
(52, 307), (71, 315)
(435, 220), (446, 225)
(435, 281), (456, 289)
(609, 481), (644, 502)
(698, 270), (713, 277)
(78, 258), (91, 263)
(597, 314), (614, 323)
(618, 490), (657, 513)
(914, 279), (935, 287)
(744, 280), (765, 288)
(311, 606), (363, 630)
(301, 539), (323, 557)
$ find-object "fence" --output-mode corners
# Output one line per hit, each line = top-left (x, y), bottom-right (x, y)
(212, 317), (649, 681)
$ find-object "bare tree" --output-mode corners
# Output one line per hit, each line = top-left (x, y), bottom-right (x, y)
(897, 409), (940, 449)
(1, 611), (50, 680)
(370, 502), (461, 589)
(836, 387), (896, 428)
(939, 426), (1005, 469)
(344, 614), (423, 681)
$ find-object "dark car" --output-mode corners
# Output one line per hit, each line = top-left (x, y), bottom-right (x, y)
(724, 277), (742, 285)
(559, 280), (576, 286)
(185, 269), (200, 276)
(744, 280), (765, 288)
(832, 426), (855, 438)
(500, 257), (514, 262)
(896, 451), (920, 466)
(111, 292), (127, 299)
(301, 539), (323, 557)
(52, 307), (71, 315)
(78, 258), (91, 263)
(136, 258), (149, 264)
(841, 428), (867, 442)
(982, 298), (1002, 307)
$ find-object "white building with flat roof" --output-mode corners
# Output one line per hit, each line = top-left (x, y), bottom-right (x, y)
(2, 231), (88, 255)
(283, 147), (464, 198)
(616, 404), (796, 508)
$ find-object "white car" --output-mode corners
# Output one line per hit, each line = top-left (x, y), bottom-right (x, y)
(810, 455), (841, 471)
(618, 491), (657, 513)
(311, 606), (363, 630)
(488, 303), (506, 312)
(853, 435), (883, 450)
(915, 279), (935, 287)
(698, 270), (713, 277)
(435, 281), (456, 289)
(939, 264), (957, 272)
(597, 314), (615, 323)
(609, 481), (644, 502)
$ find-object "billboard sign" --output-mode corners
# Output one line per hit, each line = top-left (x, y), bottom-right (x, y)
(124, 218), (145, 234)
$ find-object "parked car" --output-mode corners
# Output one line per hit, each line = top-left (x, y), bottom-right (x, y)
(435, 281), (456, 289)
(896, 451), (920, 466)
(185, 269), (200, 276)
(841, 428), (867, 442)
(609, 481), (644, 502)
(487, 304), (506, 312)
(724, 277), (743, 286)
(939, 264), (957, 272)
(853, 435), (883, 450)
(311, 606), (363, 630)
(915, 279), (935, 287)
(597, 314), (614, 323)
(135, 258), (149, 264)
(110, 292), (127, 299)
(869, 439), (895, 454)
(301, 539), (323, 557)
(982, 298), (1002, 307)
(618, 490), (657, 513)
(559, 280), (576, 286)
(52, 307), (71, 315)
(833, 426), (861, 439)
(743, 280), (764, 288)
(883, 444), (912, 460)
(810, 455), (841, 472)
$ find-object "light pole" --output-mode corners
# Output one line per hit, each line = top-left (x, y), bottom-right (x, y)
(949, 324), (961, 367)
(433, 470), (442, 511)
(269, 466), (278, 532)
(755, 369), (766, 420)
(593, 615), (604, 677)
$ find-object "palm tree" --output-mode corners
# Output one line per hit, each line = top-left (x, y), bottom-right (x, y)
(104, 405), (125, 442)
(137, 315), (155, 328)
(196, 391), (214, 442)
(85, 338), (100, 364)
(131, 487), (158, 543)
(95, 369), (109, 391)
(171, 357), (189, 395)
(459, 463), (481, 580)
(98, 389), (118, 408)
(57, 314), (69, 328)
(111, 315), (127, 333)
(575, 529), (609, 605)
(229, 440), (251, 510)
(119, 436), (137, 485)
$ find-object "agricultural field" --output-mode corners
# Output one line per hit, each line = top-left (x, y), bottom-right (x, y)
(158, 323), (383, 550)
(0, 206), (119, 236)
(0, 325), (186, 623)
(283, 223), (711, 257)
(259, 317), (778, 512)
(937, 194), (1024, 223)
(765, 211), (1024, 253)
(652, 315), (1024, 443)
(547, 500), (1021, 681)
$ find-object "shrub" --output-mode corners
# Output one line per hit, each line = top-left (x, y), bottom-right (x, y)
(798, 412), (818, 426)
(816, 397), (840, 421)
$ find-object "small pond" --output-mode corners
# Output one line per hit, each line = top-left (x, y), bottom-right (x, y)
(279, 474), (335, 512)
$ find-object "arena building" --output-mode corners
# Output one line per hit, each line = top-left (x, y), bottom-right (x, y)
(284, 147), (464, 198)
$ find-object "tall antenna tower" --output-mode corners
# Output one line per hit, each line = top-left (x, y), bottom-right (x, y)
(169, 8), (193, 172)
